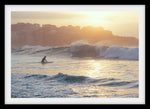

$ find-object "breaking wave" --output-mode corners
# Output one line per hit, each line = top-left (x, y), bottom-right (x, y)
(12, 45), (70, 56)
(70, 41), (139, 60)
(12, 41), (139, 60)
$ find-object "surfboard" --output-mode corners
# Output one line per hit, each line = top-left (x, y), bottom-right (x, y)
(26, 62), (53, 64)
(41, 61), (53, 64)
(46, 61), (53, 63)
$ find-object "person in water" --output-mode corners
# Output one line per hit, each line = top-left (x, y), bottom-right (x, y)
(41, 56), (48, 63)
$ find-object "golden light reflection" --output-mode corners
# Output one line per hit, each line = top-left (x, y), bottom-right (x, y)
(86, 60), (103, 78)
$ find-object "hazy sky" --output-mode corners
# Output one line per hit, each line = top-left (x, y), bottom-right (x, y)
(11, 11), (139, 38)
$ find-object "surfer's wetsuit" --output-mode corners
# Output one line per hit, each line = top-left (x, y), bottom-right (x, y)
(41, 56), (47, 63)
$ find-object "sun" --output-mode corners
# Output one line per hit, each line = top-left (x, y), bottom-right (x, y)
(81, 11), (109, 27)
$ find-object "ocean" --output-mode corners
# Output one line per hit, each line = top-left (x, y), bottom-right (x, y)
(11, 41), (139, 98)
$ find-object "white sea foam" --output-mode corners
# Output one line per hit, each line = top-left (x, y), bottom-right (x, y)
(70, 41), (139, 60)
(12, 41), (139, 60)
(95, 45), (139, 60)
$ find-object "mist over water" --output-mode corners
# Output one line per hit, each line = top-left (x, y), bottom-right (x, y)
(11, 23), (138, 48)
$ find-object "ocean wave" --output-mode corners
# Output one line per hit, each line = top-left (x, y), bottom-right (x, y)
(12, 41), (139, 60)
(98, 81), (134, 87)
(23, 73), (138, 89)
(12, 45), (70, 56)
(24, 73), (117, 84)
(24, 73), (90, 84)
(49, 73), (88, 83)
(12, 73), (139, 98)
(25, 73), (136, 87)
(129, 84), (139, 88)
(70, 41), (139, 60)
(24, 74), (48, 79)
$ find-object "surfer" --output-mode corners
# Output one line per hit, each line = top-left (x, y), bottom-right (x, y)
(41, 56), (48, 64)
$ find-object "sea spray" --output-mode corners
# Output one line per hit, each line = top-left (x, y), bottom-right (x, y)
(12, 41), (139, 60)
(70, 41), (139, 60)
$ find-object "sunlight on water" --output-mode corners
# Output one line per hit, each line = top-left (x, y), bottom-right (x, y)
(11, 54), (139, 98)
(85, 60), (103, 78)
(71, 85), (138, 98)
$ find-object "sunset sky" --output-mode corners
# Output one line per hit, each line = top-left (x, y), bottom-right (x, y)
(11, 11), (139, 38)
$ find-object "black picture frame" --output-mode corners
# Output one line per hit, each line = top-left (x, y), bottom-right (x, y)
(2, 1), (148, 107)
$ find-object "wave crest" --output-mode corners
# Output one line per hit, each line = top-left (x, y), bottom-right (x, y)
(12, 41), (139, 60)
(24, 73), (90, 83)
(23, 73), (138, 88)
(70, 41), (139, 60)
